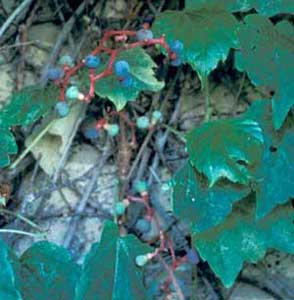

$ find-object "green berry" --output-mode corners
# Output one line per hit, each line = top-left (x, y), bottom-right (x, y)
(115, 202), (126, 216)
(151, 110), (162, 124)
(135, 255), (148, 267)
(107, 124), (120, 137)
(59, 55), (74, 67)
(136, 116), (150, 129)
(134, 180), (148, 194)
(66, 86), (79, 101)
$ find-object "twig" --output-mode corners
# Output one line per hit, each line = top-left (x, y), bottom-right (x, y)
(62, 140), (112, 248)
(0, 0), (33, 40)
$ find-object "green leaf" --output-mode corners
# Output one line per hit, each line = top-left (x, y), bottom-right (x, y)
(152, 4), (239, 84)
(171, 162), (249, 233)
(186, 117), (264, 186)
(0, 84), (59, 128)
(75, 221), (152, 300)
(243, 99), (294, 218)
(94, 48), (164, 110)
(255, 131), (294, 219)
(18, 241), (80, 300)
(236, 16), (294, 129)
(185, 0), (294, 16)
(0, 128), (18, 168)
(194, 197), (294, 287)
(0, 239), (22, 300)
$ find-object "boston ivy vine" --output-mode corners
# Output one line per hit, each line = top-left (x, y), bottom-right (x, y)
(0, 0), (293, 298)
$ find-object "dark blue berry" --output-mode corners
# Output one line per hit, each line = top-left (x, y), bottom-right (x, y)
(186, 248), (199, 264)
(55, 102), (70, 117)
(46, 68), (64, 81)
(114, 60), (130, 77)
(135, 219), (151, 233)
(171, 57), (182, 67)
(121, 74), (135, 88)
(136, 29), (153, 41)
(84, 128), (99, 140)
(85, 55), (100, 68)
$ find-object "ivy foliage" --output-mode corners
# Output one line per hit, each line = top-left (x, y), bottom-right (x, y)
(186, 117), (264, 186)
(0, 222), (152, 300)
(236, 15), (294, 129)
(185, 0), (294, 16)
(152, 4), (239, 84)
(93, 48), (164, 111)
(0, 85), (59, 168)
(194, 197), (294, 287)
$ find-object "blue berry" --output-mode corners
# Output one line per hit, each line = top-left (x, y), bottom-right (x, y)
(66, 86), (79, 101)
(106, 124), (120, 137)
(85, 55), (100, 68)
(115, 202), (126, 216)
(186, 248), (199, 264)
(114, 60), (130, 77)
(135, 255), (148, 267)
(170, 40), (184, 54)
(134, 180), (148, 194)
(46, 68), (64, 81)
(171, 57), (182, 67)
(135, 219), (151, 233)
(121, 74), (135, 88)
(136, 116), (150, 129)
(55, 102), (70, 117)
(136, 29), (153, 41)
(58, 55), (74, 67)
(84, 128), (99, 140)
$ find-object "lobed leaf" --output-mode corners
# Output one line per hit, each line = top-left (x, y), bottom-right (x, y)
(236, 16), (294, 129)
(93, 48), (164, 110)
(186, 117), (264, 186)
(194, 197), (294, 287)
(171, 162), (249, 233)
(152, 4), (239, 84)
(18, 241), (80, 300)
(0, 128), (18, 168)
(75, 221), (152, 300)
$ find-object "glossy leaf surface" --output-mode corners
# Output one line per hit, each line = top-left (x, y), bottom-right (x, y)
(153, 4), (239, 84)
(186, 117), (264, 186)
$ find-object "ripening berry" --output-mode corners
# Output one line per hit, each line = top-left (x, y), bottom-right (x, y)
(114, 60), (130, 77)
(106, 124), (120, 137)
(55, 102), (70, 117)
(151, 110), (162, 124)
(169, 40), (184, 54)
(58, 55), (74, 67)
(136, 29), (153, 41)
(66, 86), (80, 101)
(46, 68), (64, 81)
(135, 255), (148, 267)
(136, 116), (150, 129)
(84, 127), (99, 140)
(121, 75), (135, 88)
(85, 55), (100, 68)
(134, 180), (148, 194)
(135, 218), (151, 233)
(186, 248), (199, 264)
(115, 202), (126, 216)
